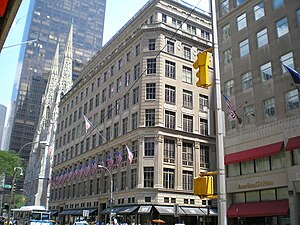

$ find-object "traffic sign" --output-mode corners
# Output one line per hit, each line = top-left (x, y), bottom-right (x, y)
(3, 184), (11, 189)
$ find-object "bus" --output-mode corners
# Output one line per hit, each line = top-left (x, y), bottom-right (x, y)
(12, 205), (53, 225)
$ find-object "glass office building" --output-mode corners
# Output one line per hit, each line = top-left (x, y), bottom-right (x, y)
(9, 0), (106, 174)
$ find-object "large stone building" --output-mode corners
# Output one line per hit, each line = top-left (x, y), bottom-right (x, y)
(49, 0), (218, 224)
(216, 0), (300, 224)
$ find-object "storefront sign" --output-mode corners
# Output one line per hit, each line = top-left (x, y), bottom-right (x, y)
(238, 181), (273, 190)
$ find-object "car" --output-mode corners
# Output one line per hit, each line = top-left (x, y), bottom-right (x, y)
(73, 221), (88, 225)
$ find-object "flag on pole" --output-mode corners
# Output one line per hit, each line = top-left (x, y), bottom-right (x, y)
(84, 160), (90, 176)
(126, 145), (134, 165)
(221, 92), (237, 119)
(114, 149), (123, 167)
(78, 163), (83, 178)
(67, 166), (73, 181)
(106, 152), (114, 169)
(83, 115), (93, 133)
(283, 64), (300, 84)
(90, 159), (97, 174)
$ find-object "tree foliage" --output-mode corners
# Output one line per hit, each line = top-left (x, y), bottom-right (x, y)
(0, 150), (23, 176)
(14, 194), (26, 208)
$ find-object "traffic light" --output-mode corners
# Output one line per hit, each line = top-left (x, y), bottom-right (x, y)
(193, 49), (212, 88)
(194, 175), (214, 198)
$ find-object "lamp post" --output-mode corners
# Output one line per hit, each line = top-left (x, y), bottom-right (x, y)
(7, 140), (47, 221)
(98, 165), (113, 225)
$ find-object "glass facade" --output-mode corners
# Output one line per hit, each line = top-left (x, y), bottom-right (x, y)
(9, 0), (106, 166)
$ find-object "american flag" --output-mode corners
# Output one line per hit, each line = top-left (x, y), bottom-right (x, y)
(90, 159), (97, 174)
(83, 115), (93, 133)
(73, 165), (78, 180)
(67, 166), (73, 181)
(221, 92), (236, 119)
(84, 160), (90, 177)
(114, 149), (123, 167)
(98, 155), (105, 172)
(63, 169), (68, 183)
(106, 152), (114, 169)
(78, 163), (83, 178)
(126, 145), (134, 165)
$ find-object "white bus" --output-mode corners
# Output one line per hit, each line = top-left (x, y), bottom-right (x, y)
(12, 206), (53, 225)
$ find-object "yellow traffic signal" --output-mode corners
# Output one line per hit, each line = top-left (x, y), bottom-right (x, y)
(193, 50), (211, 88)
(194, 175), (214, 197)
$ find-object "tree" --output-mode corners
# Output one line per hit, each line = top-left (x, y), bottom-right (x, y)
(0, 150), (23, 176)
(14, 193), (26, 208)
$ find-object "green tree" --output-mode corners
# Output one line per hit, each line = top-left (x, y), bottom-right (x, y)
(0, 150), (23, 176)
(13, 194), (26, 208)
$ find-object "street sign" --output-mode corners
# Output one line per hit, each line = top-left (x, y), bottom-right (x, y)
(83, 210), (89, 217)
(3, 184), (11, 189)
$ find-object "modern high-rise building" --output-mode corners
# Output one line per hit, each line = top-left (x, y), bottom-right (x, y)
(216, 0), (300, 224)
(8, 0), (106, 170)
(0, 104), (7, 149)
(49, 0), (217, 224)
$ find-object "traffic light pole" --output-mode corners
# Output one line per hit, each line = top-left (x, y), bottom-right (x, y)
(211, 0), (227, 225)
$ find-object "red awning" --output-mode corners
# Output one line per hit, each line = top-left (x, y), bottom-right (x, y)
(286, 136), (300, 151)
(227, 199), (289, 218)
(225, 141), (283, 165)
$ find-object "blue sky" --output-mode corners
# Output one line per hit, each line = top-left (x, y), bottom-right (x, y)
(0, 0), (209, 112)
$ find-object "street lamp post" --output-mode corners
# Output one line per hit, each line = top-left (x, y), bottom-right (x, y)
(7, 140), (47, 221)
(98, 165), (113, 225)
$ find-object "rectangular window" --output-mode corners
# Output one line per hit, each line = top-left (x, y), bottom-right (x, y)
(100, 109), (105, 123)
(149, 39), (155, 50)
(165, 85), (176, 104)
(276, 17), (289, 37)
(134, 63), (140, 80)
(199, 94), (208, 112)
(257, 28), (268, 48)
(273, 0), (284, 9)
(146, 83), (156, 100)
(162, 14), (167, 23)
(107, 104), (112, 119)
(182, 142), (193, 166)
(131, 169), (137, 188)
(116, 77), (122, 92)
(163, 168), (175, 189)
(135, 44), (140, 56)
(114, 122), (119, 138)
(109, 83), (114, 98)
(236, 0), (245, 6)
(200, 145), (209, 168)
(183, 171), (193, 190)
(111, 65), (114, 77)
(264, 97), (276, 118)
(115, 99), (120, 115)
(106, 126), (111, 141)
(147, 58), (156, 74)
(237, 13), (247, 31)
(261, 62), (273, 81)
(144, 137), (155, 156)
(132, 112), (138, 130)
(144, 167), (154, 187)
(118, 59), (122, 70)
(121, 171), (126, 190)
(89, 98), (94, 111)
(172, 18), (182, 28)
(183, 46), (191, 60)
(241, 72), (252, 91)
(101, 88), (107, 103)
(220, 0), (229, 16)
(254, 2), (265, 21)
(145, 109), (155, 127)
(243, 105), (255, 125)
(183, 90), (193, 108)
(200, 118), (208, 135)
(166, 40), (175, 54)
(281, 52), (294, 73)
(95, 93), (100, 107)
(125, 71), (130, 87)
(133, 87), (139, 104)
(222, 24), (230, 40)
(239, 39), (249, 57)
(165, 60), (176, 78)
(123, 93), (129, 110)
(297, 9), (300, 26)
(165, 110), (176, 129)
(224, 48), (232, 65)
(122, 117), (128, 135)
(285, 89), (299, 111)
(187, 24), (196, 35)
(182, 66), (192, 83)
(164, 139), (175, 163)
(183, 115), (193, 132)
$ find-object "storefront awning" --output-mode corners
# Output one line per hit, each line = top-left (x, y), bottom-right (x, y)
(99, 207), (124, 215)
(50, 210), (58, 215)
(225, 141), (283, 165)
(58, 208), (97, 216)
(227, 200), (289, 218)
(154, 206), (185, 215)
(119, 206), (139, 214)
(138, 205), (152, 214)
(181, 207), (204, 216)
(286, 136), (300, 151)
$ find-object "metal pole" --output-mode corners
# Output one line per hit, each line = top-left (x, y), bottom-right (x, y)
(211, 0), (227, 225)
(99, 165), (113, 225)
